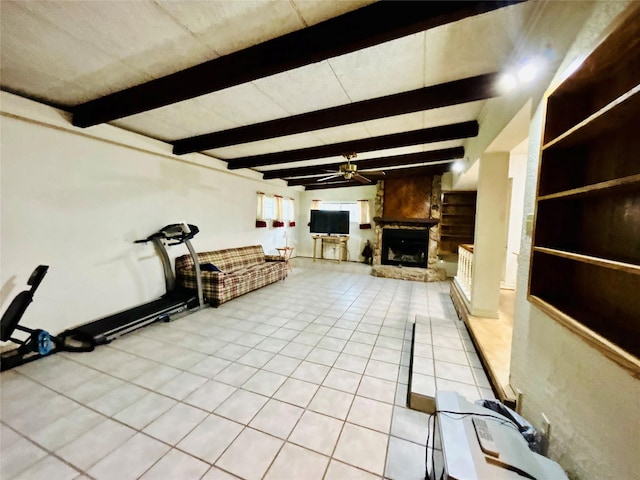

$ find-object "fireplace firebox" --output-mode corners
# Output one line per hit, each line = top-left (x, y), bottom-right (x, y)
(381, 229), (429, 268)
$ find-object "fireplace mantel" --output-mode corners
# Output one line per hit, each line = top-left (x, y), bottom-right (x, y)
(373, 217), (439, 227)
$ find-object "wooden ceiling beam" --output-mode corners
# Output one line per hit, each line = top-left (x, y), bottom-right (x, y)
(172, 74), (499, 154)
(303, 181), (364, 191)
(261, 147), (463, 179)
(71, 1), (524, 127)
(381, 164), (453, 178)
(227, 121), (477, 169)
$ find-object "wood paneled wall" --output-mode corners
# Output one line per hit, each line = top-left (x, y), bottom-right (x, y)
(383, 176), (432, 219)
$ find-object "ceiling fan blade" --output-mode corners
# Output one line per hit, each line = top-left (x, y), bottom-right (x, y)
(362, 170), (386, 179)
(353, 173), (372, 184)
(317, 174), (341, 182)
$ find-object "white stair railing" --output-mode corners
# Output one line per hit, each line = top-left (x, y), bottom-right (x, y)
(456, 244), (474, 301)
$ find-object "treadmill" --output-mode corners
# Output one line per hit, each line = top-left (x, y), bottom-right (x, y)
(63, 223), (203, 346)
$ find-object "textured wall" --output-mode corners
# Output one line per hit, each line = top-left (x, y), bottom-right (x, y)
(510, 3), (640, 479)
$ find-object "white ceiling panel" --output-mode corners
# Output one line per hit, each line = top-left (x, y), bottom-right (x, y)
(115, 100), (234, 141)
(292, 0), (375, 26)
(15, 1), (199, 69)
(196, 82), (290, 127)
(252, 62), (351, 115)
(207, 131), (328, 159)
(39, 80), (103, 107)
(165, 102), (240, 138)
(270, 133), (326, 152)
(111, 115), (192, 143)
(313, 123), (372, 146)
(157, 0), (304, 56)
(1, 3), (131, 86)
(353, 145), (428, 161)
(362, 112), (425, 138)
(423, 3), (534, 86)
(328, 32), (425, 102)
(421, 101), (487, 129)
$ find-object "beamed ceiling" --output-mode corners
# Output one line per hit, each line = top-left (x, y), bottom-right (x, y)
(0, 0), (588, 190)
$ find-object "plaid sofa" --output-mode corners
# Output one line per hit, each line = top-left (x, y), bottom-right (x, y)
(175, 245), (287, 306)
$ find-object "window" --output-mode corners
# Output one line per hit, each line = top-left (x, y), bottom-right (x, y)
(283, 197), (295, 226)
(263, 196), (276, 220)
(256, 192), (295, 228)
(318, 201), (359, 222)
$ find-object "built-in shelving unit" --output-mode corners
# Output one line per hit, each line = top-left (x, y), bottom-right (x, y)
(529, 6), (640, 375)
(439, 191), (476, 254)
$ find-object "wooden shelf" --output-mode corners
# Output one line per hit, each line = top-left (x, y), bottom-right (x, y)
(543, 86), (640, 150)
(538, 174), (640, 201)
(439, 191), (476, 255)
(533, 246), (640, 275)
(528, 295), (640, 376)
(529, 7), (640, 374)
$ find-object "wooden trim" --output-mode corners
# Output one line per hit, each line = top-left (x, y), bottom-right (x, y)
(528, 295), (640, 378)
(459, 244), (474, 253)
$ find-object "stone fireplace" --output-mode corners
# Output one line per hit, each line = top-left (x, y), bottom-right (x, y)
(371, 175), (445, 282)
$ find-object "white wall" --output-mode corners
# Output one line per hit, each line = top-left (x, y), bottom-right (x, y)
(511, 3), (640, 479)
(503, 149), (527, 289)
(470, 152), (509, 318)
(0, 93), (299, 336)
(295, 186), (376, 261)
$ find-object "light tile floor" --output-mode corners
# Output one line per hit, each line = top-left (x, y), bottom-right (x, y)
(0, 258), (494, 480)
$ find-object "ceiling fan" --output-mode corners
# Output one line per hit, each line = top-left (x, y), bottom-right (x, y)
(317, 153), (386, 184)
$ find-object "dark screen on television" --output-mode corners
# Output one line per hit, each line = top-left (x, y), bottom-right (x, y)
(310, 210), (350, 235)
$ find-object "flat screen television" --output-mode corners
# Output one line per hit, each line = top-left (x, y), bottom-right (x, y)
(310, 210), (350, 236)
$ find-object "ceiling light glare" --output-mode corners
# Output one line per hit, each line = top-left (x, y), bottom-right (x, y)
(451, 160), (465, 173)
(498, 73), (517, 93)
(517, 60), (538, 83)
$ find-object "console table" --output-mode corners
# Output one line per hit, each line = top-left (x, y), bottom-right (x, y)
(312, 235), (348, 262)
